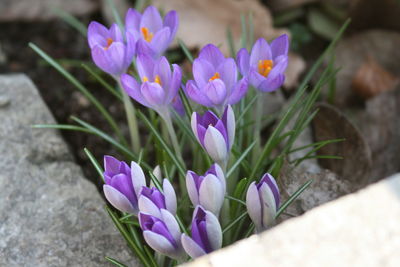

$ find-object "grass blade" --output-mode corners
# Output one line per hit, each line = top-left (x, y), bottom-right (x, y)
(178, 38), (194, 63)
(84, 148), (104, 181)
(105, 257), (129, 267)
(32, 124), (91, 133)
(226, 140), (256, 178)
(52, 8), (87, 36)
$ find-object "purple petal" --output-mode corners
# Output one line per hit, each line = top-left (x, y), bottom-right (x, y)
(246, 182), (263, 231)
(138, 195), (162, 218)
(136, 39), (156, 58)
(163, 179), (177, 215)
(259, 183), (277, 228)
(104, 42), (126, 74)
(143, 231), (178, 257)
(222, 105), (235, 150)
(124, 31), (136, 67)
(131, 161), (146, 197)
(141, 82), (166, 107)
(185, 80), (213, 107)
(171, 94), (185, 117)
(214, 119), (229, 145)
(270, 34), (289, 59)
(198, 110), (219, 127)
(206, 163), (225, 193)
(125, 8), (142, 31)
(199, 44), (225, 68)
(160, 209), (181, 243)
(154, 56), (172, 89)
(191, 207), (207, 251)
(109, 173), (137, 205)
(236, 48), (250, 76)
(140, 6), (163, 33)
(204, 79), (227, 106)
(104, 185), (136, 214)
(186, 171), (200, 206)
(193, 58), (215, 89)
(121, 74), (150, 107)
(257, 57), (288, 92)
(204, 209), (222, 251)
(152, 221), (176, 245)
(227, 77), (248, 105)
(167, 64), (182, 103)
(164, 10), (179, 42)
(199, 174), (224, 215)
(260, 173), (280, 208)
(204, 126), (228, 162)
(181, 234), (206, 259)
(104, 155), (121, 178)
(150, 27), (171, 56)
(91, 45), (123, 75)
(217, 58), (237, 93)
(136, 53), (155, 81)
(250, 38), (272, 66)
(87, 21), (108, 48)
(248, 68), (266, 89)
(109, 23), (123, 43)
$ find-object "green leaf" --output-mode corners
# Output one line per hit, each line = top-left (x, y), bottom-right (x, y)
(275, 179), (313, 218)
(29, 43), (127, 146)
(51, 8), (87, 36)
(226, 140), (256, 178)
(84, 148), (104, 181)
(178, 38), (194, 63)
(240, 14), (247, 49)
(225, 195), (246, 206)
(32, 124), (91, 133)
(105, 256), (129, 267)
(226, 27), (236, 58)
(105, 0), (124, 32)
(222, 211), (248, 234)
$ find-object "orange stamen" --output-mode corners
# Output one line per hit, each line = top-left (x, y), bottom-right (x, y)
(104, 38), (114, 50)
(154, 75), (162, 85)
(142, 76), (149, 82)
(141, 27), (154, 42)
(257, 59), (273, 77)
(209, 72), (220, 81)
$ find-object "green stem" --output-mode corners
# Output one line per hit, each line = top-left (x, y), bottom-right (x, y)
(251, 92), (263, 163)
(117, 78), (141, 154)
(161, 110), (183, 163)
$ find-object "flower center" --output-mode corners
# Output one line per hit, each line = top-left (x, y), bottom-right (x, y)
(141, 27), (154, 42)
(209, 72), (220, 81)
(258, 59), (273, 77)
(104, 38), (113, 50)
(142, 75), (162, 85)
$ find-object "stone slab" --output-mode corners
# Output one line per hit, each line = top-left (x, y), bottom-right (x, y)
(183, 173), (400, 267)
(0, 74), (136, 266)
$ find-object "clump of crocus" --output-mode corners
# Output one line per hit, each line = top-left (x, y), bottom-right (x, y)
(237, 34), (289, 92)
(186, 164), (226, 216)
(139, 210), (185, 260)
(138, 179), (177, 218)
(185, 44), (248, 111)
(191, 105), (235, 165)
(121, 53), (182, 117)
(246, 173), (280, 232)
(103, 156), (145, 214)
(181, 206), (222, 259)
(87, 22), (135, 76)
(125, 5), (178, 58)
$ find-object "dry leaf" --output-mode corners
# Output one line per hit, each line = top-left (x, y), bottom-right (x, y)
(153, 0), (287, 53)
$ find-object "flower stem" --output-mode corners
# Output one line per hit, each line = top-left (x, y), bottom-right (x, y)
(117, 79), (141, 154)
(252, 92), (263, 163)
(161, 110), (183, 162)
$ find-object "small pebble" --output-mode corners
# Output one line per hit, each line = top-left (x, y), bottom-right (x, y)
(0, 95), (10, 108)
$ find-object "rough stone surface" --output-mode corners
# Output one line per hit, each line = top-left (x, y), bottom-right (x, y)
(0, 74), (135, 266)
(183, 173), (400, 267)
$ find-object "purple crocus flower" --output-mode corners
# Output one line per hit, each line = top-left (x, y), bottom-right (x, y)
(139, 210), (185, 259)
(103, 156), (146, 214)
(186, 164), (226, 215)
(138, 179), (177, 218)
(191, 105), (235, 163)
(121, 54), (182, 115)
(185, 44), (248, 111)
(87, 22), (135, 75)
(125, 6), (178, 58)
(237, 34), (289, 92)
(181, 206), (222, 259)
(246, 173), (280, 232)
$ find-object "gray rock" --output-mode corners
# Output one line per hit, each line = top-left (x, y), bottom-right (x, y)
(0, 74), (136, 266)
(183, 173), (400, 267)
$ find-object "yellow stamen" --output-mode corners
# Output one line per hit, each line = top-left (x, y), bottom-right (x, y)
(104, 38), (114, 50)
(209, 72), (220, 81)
(141, 27), (154, 42)
(142, 76), (149, 82)
(258, 59), (273, 77)
(154, 75), (162, 85)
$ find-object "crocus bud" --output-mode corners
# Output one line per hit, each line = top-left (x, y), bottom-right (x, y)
(185, 44), (248, 110)
(103, 156), (145, 214)
(138, 179), (177, 218)
(237, 34), (289, 92)
(139, 210), (185, 259)
(246, 173), (280, 232)
(87, 22), (135, 75)
(186, 164), (226, 216)
(191, 105), (235, 164)
(181, 206), (222, 259)
(125, 6), (178, 58)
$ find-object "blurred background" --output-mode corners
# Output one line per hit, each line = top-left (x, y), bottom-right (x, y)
(1, 0), (399, 188)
